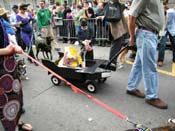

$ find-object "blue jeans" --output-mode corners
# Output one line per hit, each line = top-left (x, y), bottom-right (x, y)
(158, 32), (175, 62)
(127, 29), (159, 99)
(158, 36), (167, 62)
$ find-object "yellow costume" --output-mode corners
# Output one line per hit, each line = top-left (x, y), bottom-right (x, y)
(59, 46), (82, 67)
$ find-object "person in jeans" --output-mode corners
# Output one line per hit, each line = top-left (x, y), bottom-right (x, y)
(127, 0), (168, 109)
(158, 5), (175, 66)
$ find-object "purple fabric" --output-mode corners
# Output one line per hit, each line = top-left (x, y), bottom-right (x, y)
(66, 13), (73, 26)
(16, 13), (33, 47)
(0, 17), (23, 131)
(0, 18), (9, 47)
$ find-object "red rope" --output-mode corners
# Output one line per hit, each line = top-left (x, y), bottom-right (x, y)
(22, 51), (127, 120)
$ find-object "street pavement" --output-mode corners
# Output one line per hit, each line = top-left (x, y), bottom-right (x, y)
(1, 41), (175, 131)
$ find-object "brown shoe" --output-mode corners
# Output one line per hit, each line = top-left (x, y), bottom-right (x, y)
(158, 61), (163, 67)
(145, 98), (168, 109)
(126, 89), (145, 98)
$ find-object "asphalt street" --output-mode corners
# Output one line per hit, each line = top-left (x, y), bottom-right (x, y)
(1, 42), (175, 131)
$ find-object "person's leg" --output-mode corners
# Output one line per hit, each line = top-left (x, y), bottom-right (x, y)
(141, 32), (159, 99)
(109, 36), (124, 65)
(169, 33), (175, 62)
(22, 33), (37, 65)
(127, 31), (143, 91)
(157, 35), (167, 66)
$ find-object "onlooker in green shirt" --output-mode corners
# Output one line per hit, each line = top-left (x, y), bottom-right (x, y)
(37, 0), (52, 39)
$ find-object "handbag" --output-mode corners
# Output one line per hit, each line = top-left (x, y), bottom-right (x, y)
(104, 2), (122, 22)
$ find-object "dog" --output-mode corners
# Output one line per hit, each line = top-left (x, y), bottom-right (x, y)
(117, 44), (137, 69)
(35, 36), (53, 60)
(16, 59), (29, 80)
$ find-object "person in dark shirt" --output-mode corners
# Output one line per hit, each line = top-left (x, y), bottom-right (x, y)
(78, 18), (94, 61)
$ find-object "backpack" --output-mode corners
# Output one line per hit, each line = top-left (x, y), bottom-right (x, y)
(104, 2), (122, 22)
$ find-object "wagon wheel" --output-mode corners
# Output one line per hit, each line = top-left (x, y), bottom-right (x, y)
(98, 78), (107, 83)
(85, 81), (96, 93)
(51, 75), (61, 86)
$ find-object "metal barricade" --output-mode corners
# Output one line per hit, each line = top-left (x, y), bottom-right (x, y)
(53, 18), (110, 42)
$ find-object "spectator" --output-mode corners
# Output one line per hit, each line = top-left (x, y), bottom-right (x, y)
(66, 8), (76, 43)
(16, 3), (37, 65)
(0, 8), (18, 46)
(71, 3), (77, 16)
(100, 0), (128, 68)
(96, 2), (106, 46)
(85, 7), (96, 39)
(127, 0), (168, 109)
(158, 0), (175, 67)
(92, 0), (99, 15)
(10, 5), (26, 50)
(0, 9), (33, 131)
(73, 5), (84, 36)
(61, 3), (69, 43)
(36, 0), (52, 44)
(78, 18), (95, 60)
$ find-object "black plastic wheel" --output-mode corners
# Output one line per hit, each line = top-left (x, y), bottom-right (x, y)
(51, 75), (61, 86)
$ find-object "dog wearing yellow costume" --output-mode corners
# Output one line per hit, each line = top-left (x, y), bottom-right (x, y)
(58, 46), (83, 68)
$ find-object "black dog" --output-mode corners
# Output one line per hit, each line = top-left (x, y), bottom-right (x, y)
(35, 36), (53, 60)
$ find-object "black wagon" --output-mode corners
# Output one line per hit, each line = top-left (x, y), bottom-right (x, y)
(42, 58), (112, 93)
(41, 43), (130, 93)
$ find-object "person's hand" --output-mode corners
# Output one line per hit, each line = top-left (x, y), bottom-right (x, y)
(129, 36), (135, 46)
(14, 45), (23, 54)
(6, 44), (23, 54)
(41, 28), (46, 33)
(6, 44), (15, 54)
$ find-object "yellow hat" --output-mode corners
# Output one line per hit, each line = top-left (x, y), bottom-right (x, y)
(0, 8), (9, 16)
(64, 46), (79, 59)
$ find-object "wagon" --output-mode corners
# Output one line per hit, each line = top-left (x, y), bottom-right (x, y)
(41, 44), (129, 93)
(42, 58), (112, 93)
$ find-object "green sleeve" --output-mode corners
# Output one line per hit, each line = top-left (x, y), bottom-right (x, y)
(47, 9), (52, 21)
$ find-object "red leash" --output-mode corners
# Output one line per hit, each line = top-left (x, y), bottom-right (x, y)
(22, 51), (137, 124)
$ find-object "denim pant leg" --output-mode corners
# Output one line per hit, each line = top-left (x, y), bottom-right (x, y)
(169, 34), (175, 62)
(127, 32), (143, 91)
(127, 50), (143, 91)
(158, 36), (167, 62)
(142, 32), (159, 99)
(109, 36), (124, 65)
(127, 30), (159, 99)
